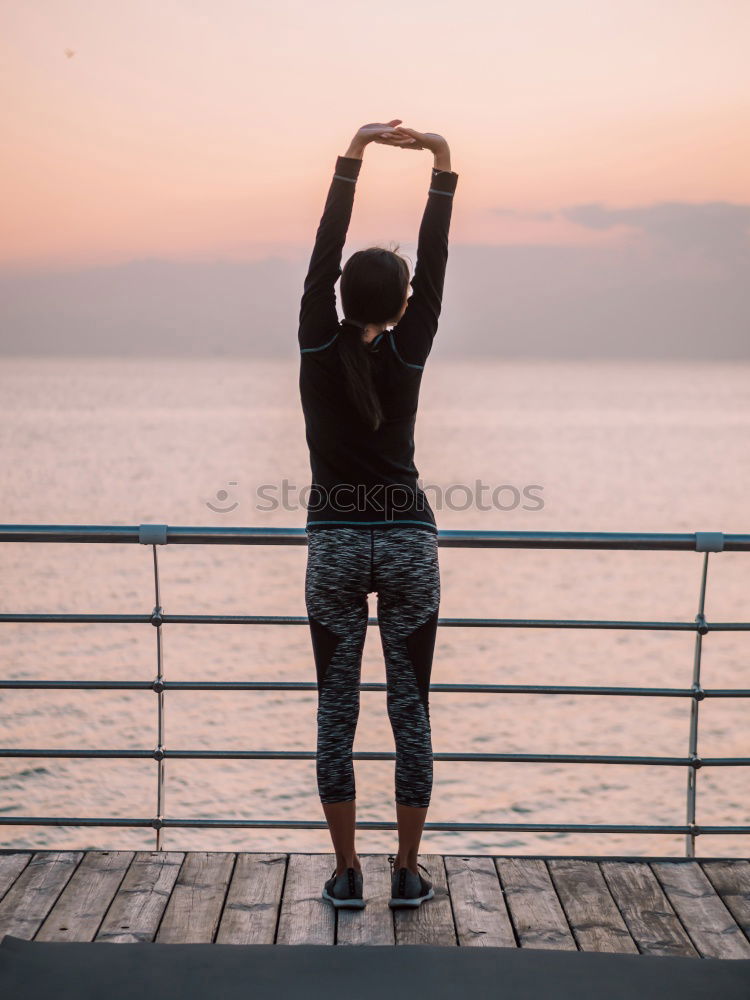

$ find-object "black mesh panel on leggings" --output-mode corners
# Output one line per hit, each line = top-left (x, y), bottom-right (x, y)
(305, 526), (440, 808)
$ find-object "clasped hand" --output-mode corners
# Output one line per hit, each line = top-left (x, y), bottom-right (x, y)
(354, 120), (447, 153)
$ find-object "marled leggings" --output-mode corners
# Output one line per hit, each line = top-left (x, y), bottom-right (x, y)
(305, 526), (440, 808)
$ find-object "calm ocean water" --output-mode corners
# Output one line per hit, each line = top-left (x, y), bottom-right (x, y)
(1, 356), (748, 857)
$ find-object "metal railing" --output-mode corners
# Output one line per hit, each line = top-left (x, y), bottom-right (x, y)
(1, 524), (749, 857)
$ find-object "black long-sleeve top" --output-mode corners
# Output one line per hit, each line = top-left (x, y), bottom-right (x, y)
(298, 153), (459, 533)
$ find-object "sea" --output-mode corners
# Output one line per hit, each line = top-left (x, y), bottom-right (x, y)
(1, 356), (748, 858)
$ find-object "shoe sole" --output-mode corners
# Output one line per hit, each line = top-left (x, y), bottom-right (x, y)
(388, 888), (435, 908)
(322, 888), (366, 909)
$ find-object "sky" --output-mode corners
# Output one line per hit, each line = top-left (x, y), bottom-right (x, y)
(1, 0), (749, 356)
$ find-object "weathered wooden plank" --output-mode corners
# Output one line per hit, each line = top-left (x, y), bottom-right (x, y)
(393, 853), (456, 946)
(496, 857), (577, 950)
(652, 861), (750, 959)
(216, 853), (287, 945)
(701, 860), (750, 941)
(444, 855), (515, 947)
(0, 851), (82, 941)
(95, 851), (184, 943)
(601, 860), (698, 957)
(276, 853), (335, 945)
(0, 853), (31, 902)
(156, 852), (235, 944)
(548, 859), (638, 954)
(336, 854), (395, 946)
(36, 851), (134, 942)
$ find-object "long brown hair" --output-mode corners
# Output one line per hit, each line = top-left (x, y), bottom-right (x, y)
(338, 246), (411, 431)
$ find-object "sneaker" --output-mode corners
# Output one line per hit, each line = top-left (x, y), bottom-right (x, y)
(387, 854), (435, 908)
(322, 865), (366, 909)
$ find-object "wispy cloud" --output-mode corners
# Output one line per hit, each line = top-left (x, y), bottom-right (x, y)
(563, 201), (750, 256)
(493, 201), (750, 258)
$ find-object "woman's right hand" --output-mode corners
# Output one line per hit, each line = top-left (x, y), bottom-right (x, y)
(389, 127), (448, 153)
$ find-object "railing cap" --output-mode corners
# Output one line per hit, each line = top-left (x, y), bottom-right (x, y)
(695, 531), (724, 552)
(138, 523), (168, 545)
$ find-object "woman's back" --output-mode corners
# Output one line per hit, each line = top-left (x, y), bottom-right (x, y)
(300, 325), (432, 529)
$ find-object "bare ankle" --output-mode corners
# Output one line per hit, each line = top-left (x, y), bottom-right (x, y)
(393, 851), (419, 875)
(335, 852), (362, 875)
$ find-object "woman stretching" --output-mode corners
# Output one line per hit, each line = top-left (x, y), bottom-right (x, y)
(298, 120), (458, 909)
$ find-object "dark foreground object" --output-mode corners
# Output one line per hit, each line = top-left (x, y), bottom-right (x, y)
(2, 935), (749, 1000)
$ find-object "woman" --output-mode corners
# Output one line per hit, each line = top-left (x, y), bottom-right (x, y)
(298, 120), (458, 910)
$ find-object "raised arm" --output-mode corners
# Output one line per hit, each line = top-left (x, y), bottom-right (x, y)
(298, 121), (407, 351)
(389, 130), (458, 368)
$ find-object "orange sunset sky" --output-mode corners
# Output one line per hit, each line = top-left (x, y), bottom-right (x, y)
(2, 0), (749, 271)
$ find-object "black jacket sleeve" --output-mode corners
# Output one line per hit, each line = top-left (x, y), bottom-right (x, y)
(298, 154), (362, 350)
(390, 166), (459, 367)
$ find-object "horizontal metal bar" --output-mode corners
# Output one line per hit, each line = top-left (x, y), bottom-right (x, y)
(0, 749), (154, 758)
(0, 680), (156, 690)
(0, 816), (154, 827)
(3, 612), (749, 631)
(0, 815), (748, 835)
(0, 614), (154, 624)
(1, 679), (748, 698)
(1, 748), (747, 765)
(2, 524), (750, 551)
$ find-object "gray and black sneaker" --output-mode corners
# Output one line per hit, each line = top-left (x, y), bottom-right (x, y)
(322, 865), (366, 909)
(387, 854), (435, 908)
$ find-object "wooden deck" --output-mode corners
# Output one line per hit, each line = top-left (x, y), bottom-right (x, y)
(1, 852), (749, 958)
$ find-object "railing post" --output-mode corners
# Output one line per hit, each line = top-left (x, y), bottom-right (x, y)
(686, 533), (722, 857)
(140, 524), (168, 851)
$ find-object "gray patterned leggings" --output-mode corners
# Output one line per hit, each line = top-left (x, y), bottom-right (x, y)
(305, 526), (440, 808)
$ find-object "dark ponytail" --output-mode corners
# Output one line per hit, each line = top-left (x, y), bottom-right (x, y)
(338, 319), (384, 431)
(338, 245), (411, 432)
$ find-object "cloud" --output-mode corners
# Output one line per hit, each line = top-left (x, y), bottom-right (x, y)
(562, 201), (750, 256)
(493, 200), (750, 259)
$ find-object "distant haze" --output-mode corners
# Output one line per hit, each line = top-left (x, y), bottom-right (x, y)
(1, 210), (748, 358)
(2, 1), (748, 358)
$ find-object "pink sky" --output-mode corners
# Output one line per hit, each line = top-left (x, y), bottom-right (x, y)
(2, 0), (749, 269)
